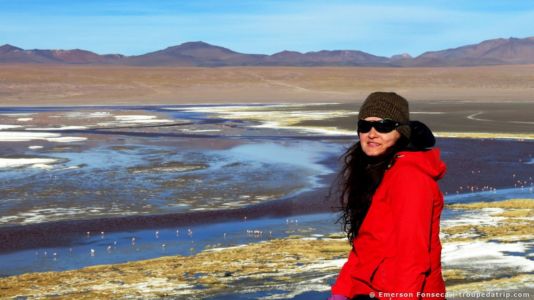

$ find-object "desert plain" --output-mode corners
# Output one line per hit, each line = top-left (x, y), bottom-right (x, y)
(1, 64), (534, 106)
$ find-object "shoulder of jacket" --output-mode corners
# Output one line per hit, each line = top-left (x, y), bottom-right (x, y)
(390, 152), (422, 170)
(387, 153), (430, 180)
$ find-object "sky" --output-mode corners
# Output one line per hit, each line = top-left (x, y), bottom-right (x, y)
(1, 0), (533, 57)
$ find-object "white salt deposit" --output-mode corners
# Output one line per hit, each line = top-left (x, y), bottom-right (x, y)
(31, 126), (88, 131)
(221, 201), (247, 207)
(259, 274), (336, 300)
(205, 244), (249, 253)
(46, 136), (87, 142)
(131, 119), (174, 124)
(0, 206), (107, 225)
(88, 112), (112, 118)
(0, 131), (86, 143)
(63, 112), (84, 118)
(442, 208), (506, 227)
(63, 111), (111, 119)
(434, 132), (534, 140)
(168, 105), (358, 135)
(166, 105), (268, 112)
(115, 115), (157, 121)
(181, 129), (221, 133)
(298, 261), (343, 272)
(127, 278), (182, 293)
(17, 118), (33, 122)
(94, 115), (175, 125)
(0, 125), (23, 130)
(114, 115), (173, 123)
(0, 131), (60, 142)
(0, 158), (58, 169)
(190, 207), (212, 211)
(253, 122), (355, 136)
(442, 241), (534, 273)
(31, 163), (54, 170)
(58, 165), (80, 171)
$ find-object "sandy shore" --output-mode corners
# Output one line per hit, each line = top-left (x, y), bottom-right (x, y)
(0, 64), (533, 106)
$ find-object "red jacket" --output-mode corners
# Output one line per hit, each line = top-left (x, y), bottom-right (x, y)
(332, 148), (446, 300)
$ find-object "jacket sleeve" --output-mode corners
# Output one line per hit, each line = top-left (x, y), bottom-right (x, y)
(331, 247), (358, 298)
(387, 167), (433, 299)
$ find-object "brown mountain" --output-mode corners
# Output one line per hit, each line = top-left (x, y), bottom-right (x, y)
(0, 44), (55, 63)
(34, 49), (124, 64)
(409, 37), (534, 66)
(265, 50), (389, 66)
(106, 42), (388, 66)
(0, 44), (123, 64)
(123, 41), (266, 66)
(1, 36), (533, 66)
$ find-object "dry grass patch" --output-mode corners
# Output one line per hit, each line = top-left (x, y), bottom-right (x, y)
(0, 238), (350, 299)
(443, 199), (534, 242)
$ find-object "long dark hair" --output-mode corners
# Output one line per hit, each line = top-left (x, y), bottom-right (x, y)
(333, 137), (408, 245)
(332, 120), (435, 245)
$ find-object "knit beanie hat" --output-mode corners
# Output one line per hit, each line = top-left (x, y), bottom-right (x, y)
(358, 92), (411, 139)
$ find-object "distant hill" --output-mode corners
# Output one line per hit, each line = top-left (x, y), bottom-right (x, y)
(409, 37), (534, 66)
(123, 41), (267, 66)
(1, 37), (533, 67)
(0, 44), (123, 64)
(264, 50), (390, 66)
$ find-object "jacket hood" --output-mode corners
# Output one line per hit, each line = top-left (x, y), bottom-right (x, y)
(396, 148), (446, 180)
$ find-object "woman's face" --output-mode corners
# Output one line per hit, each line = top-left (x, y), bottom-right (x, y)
(359, 117), (401, 157)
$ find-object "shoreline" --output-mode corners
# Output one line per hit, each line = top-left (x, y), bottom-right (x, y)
(0, 184), (336, 254)
(1, 208), (532, 300)
(434, 132), (534, 140)
(2, 102), (533, 140)
(1, 169), (532, 255)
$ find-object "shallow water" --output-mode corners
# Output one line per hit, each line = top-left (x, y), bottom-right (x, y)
(445, 187), (534, 204)
(0, 212), (339, 276)
(1, 188), (532, 277)
(0, 139), (339, 224)
(0, 106), (345, 225)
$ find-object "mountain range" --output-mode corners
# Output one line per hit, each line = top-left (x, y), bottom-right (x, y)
(1, 36), (533, 67)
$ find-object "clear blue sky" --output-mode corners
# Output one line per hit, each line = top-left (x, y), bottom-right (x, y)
(1, 0), (533, 57)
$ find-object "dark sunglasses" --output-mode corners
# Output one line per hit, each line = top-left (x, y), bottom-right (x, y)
(357, 119), (400, 133)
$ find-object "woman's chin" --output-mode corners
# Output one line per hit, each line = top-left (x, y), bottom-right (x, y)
(362, 148), (386, 157)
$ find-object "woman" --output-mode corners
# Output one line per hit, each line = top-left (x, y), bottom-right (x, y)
(329, 92), (446, 300)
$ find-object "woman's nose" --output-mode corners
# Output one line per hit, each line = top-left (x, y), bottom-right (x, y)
(368, 127), (378, 138)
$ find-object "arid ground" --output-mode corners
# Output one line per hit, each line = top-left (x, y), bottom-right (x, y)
(1, 64), (533, 106)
